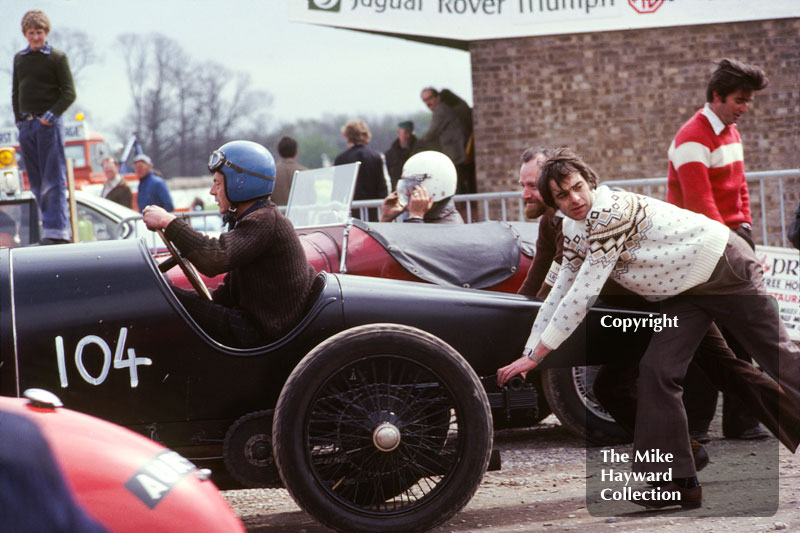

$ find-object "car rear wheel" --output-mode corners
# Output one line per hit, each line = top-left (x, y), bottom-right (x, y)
(272, 323), (492, 533)
(223, 410), (282, 488)
(540, 366), (631, 445)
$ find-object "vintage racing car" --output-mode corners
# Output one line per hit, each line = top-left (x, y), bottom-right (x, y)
(0, 389), (243, 532)
(284, 164), (632, 444)
(0, 233), (651, 532)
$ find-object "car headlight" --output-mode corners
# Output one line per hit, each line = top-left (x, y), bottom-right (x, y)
(0, 147), (20, 196)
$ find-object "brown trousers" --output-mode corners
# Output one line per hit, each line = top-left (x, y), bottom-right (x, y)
(595, 232), (800, 477)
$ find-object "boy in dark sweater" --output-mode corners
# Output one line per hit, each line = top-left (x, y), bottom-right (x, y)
(12, 10), (76, 245)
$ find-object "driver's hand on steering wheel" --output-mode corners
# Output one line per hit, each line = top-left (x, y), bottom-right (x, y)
(142, 205), (177, 231)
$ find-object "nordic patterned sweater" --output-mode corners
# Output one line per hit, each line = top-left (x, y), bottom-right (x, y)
(524, 185), (729, 352)
(667, 105), (751, 229)
(165, 203), (317, 341)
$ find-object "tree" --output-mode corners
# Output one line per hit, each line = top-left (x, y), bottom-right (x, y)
(116, 32), (274, 176)
(49, 28), (98, 83)
(247, 112), (432, 172)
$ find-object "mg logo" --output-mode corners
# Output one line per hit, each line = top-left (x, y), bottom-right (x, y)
(309, 0), (342, 11)
(628, 0), (665, 13)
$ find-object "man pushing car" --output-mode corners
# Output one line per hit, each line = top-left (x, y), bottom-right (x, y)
(142, 140), (317, 348)
(497, 147), (800, 509)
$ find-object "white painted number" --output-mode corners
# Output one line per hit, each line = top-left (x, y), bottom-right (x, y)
(55, 327), (152, 388)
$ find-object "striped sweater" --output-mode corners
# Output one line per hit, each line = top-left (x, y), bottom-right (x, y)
(524, 186), (729, 352)
(667, 105), (751, 229)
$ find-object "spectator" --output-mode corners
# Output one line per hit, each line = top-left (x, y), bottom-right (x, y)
(419, 87), (474, 194)
(272, 136), (307, 206)
(133, 153), (174, 212)
(100, 157), (132, 208)
(514, 148), (561, 299)
(667, 58), (770, 442)
(384, 120), (418, 190)
(380, 151), (462, 224)
(12, 10), (76, 245)
(334, 119), (389, 221)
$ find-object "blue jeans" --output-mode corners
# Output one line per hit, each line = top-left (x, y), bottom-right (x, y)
(18, 118), (71, 240)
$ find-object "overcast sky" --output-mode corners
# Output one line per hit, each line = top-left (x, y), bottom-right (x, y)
(1, 0), (472, 141)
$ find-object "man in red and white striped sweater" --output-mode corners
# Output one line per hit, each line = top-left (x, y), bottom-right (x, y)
(668, 58), (767, 247)
(667, 58), (770, 442)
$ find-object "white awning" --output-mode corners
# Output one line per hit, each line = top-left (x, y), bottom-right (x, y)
(289, 1), (799, 43)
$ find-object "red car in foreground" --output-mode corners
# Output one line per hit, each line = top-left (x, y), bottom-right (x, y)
(0, 390), (244, 533)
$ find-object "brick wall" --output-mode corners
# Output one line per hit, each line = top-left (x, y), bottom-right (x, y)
(469, 18), (800, 246)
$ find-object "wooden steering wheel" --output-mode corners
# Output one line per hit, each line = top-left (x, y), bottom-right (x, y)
(156, 229), (212, 301)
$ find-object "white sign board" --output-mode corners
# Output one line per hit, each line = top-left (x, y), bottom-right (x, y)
(756, 245), (800, 342)
(0, 122), (89, 148)
(290, 0), (799, 42)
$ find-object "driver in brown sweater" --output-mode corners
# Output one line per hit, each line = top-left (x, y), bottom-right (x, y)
(143, 140), (317, 348)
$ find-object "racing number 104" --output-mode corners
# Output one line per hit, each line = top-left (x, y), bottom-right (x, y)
(55, 327), (153, 388)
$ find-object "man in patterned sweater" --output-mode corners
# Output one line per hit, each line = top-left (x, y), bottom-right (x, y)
(668, 58), (770, 442)
(497, 148), (800, 508)
(143, 140), (317, 348)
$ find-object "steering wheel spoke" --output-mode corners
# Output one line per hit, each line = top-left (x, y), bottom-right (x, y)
(157, 229), (212, 301)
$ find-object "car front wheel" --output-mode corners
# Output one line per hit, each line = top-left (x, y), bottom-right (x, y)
(272, 323), (492, 533)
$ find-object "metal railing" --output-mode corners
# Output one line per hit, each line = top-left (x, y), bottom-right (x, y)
(118, 169), (799, 248)
(351, 169), (799, 248)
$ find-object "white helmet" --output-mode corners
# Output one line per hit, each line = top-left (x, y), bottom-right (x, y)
(396, 151), (457, 206)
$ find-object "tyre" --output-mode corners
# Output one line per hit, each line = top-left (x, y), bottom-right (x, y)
(273, 323), (493, 533)
(540, 366), (630, 445)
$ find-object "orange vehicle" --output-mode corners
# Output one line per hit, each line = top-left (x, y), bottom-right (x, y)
(0, 119), (138, 191)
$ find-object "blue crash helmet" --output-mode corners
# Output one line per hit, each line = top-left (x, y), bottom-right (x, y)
(208, 140), (276, 203)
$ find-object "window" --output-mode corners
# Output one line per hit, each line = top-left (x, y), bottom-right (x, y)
(64, 145), (87, 168)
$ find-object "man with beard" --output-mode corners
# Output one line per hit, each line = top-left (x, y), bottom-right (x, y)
(515, 148), (561, 299)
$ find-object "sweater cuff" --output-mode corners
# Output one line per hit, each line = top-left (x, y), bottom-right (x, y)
(42, 111), (56, 123)
(539, 324), (570, 351)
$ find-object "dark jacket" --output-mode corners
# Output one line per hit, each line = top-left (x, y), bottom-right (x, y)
(272, 159), (307, 206)
(419, 102), (469, 165)
(334, 144), (388, 202)
(403, 198), (463, 225)
(517, 209), (562, 299)
(104, 181), (133, 209)
(384, 136), (417, 190)
(12, 46), (76, 122)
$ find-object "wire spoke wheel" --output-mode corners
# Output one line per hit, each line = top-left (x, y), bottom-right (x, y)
(307, 355), (456, 509)
(273, 324), (492, 533)
(540, 366), (630, 445)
